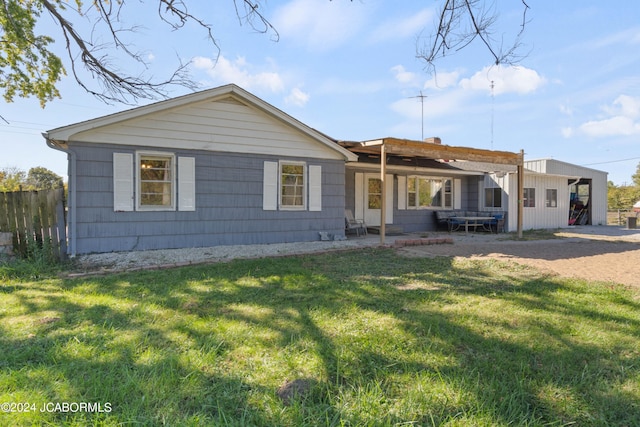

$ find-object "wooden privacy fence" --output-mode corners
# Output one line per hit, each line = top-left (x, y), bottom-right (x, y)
(0, 188), (67, 260)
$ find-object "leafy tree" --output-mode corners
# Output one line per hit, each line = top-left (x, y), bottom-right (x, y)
(26, 166), (63, 190)
(0, 166), (62, 191)
(0, 0), (64, 107)
(0, 166), (27, 191)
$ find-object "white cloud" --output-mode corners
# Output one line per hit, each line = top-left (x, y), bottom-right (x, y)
(391, 66), (461, 91)
(424, 70), (462, 90)
(604, 95), (640, 119)
(580, 116), (640, 138)
(576, 95), (640, 138)
(391, 65), (419, 86)
(272, 0), (366, 51)
(192, 55), (284, 93)
(370, 8), (433, 42)
(285, 87), (310, 107)
(459, 65), (546, 95)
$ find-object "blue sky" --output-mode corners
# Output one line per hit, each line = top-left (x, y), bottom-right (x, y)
(2, 1), (639, 185)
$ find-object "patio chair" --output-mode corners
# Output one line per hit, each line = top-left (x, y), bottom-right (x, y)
(345, 209), (367, 236)
(493, 213), (506, 233)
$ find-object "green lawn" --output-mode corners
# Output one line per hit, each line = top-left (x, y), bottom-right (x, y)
(1, 248), (639, 426)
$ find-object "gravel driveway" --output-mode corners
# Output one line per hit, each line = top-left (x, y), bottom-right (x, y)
(398, 227), (640, 288)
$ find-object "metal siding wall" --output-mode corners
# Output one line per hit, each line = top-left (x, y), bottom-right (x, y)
(527, 159), (608, 226)
(70, 142), (346, 254)
(517, 174), (571, 230)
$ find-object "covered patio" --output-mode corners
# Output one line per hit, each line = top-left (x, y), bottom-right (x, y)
(340, 137), (525, 243)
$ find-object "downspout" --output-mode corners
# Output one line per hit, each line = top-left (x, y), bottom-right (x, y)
(43, 134), (77, 257)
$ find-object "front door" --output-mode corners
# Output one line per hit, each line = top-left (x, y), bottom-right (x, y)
(355, 173), (393, 226)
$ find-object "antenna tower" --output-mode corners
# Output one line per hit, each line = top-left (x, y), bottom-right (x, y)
(490, 80), (495, 149)
(409, 91), (427, 140)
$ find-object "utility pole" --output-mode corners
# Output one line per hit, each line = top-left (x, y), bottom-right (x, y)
(409, 91), (427, 140)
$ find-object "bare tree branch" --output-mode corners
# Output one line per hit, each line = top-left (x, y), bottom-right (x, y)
(417, 0), (531, 73)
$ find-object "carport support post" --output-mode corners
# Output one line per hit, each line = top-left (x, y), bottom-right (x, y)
(517, 149), (524, 239)
(380, 143), (386, 245)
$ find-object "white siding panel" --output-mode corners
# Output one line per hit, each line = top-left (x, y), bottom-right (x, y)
(72, 98), (345, 160)
(518, 174), (570, 230)
(524, 159), (608, 226)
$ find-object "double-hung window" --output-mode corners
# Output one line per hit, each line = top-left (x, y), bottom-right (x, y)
(546, 189), (557, 208)
(485, 187), (502, 208)
(138, 153), (175, 210)
(113, 152), (195, 212)
(280, 162), (306, 209)
(263, 160), (322, 212)
(407, 177), (452, 208)
(523, 188), (536, 207)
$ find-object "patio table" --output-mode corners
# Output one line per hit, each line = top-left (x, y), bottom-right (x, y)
(450, 216), (495, 234)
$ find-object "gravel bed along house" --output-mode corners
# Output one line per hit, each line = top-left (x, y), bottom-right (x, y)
(69, 226), (640, 285)
(71, 238), (380, 274)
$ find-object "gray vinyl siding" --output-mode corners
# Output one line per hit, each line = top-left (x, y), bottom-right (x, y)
(69, 142), (346, 254)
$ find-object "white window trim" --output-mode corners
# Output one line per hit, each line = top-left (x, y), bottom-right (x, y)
(278, 160), (307, 211)
(136, 151), (176, 211)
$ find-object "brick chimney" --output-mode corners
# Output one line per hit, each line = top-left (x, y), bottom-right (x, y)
(424, 137), (442, 144)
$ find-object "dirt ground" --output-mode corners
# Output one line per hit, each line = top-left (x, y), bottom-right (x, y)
(396, 226), (640, 288)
